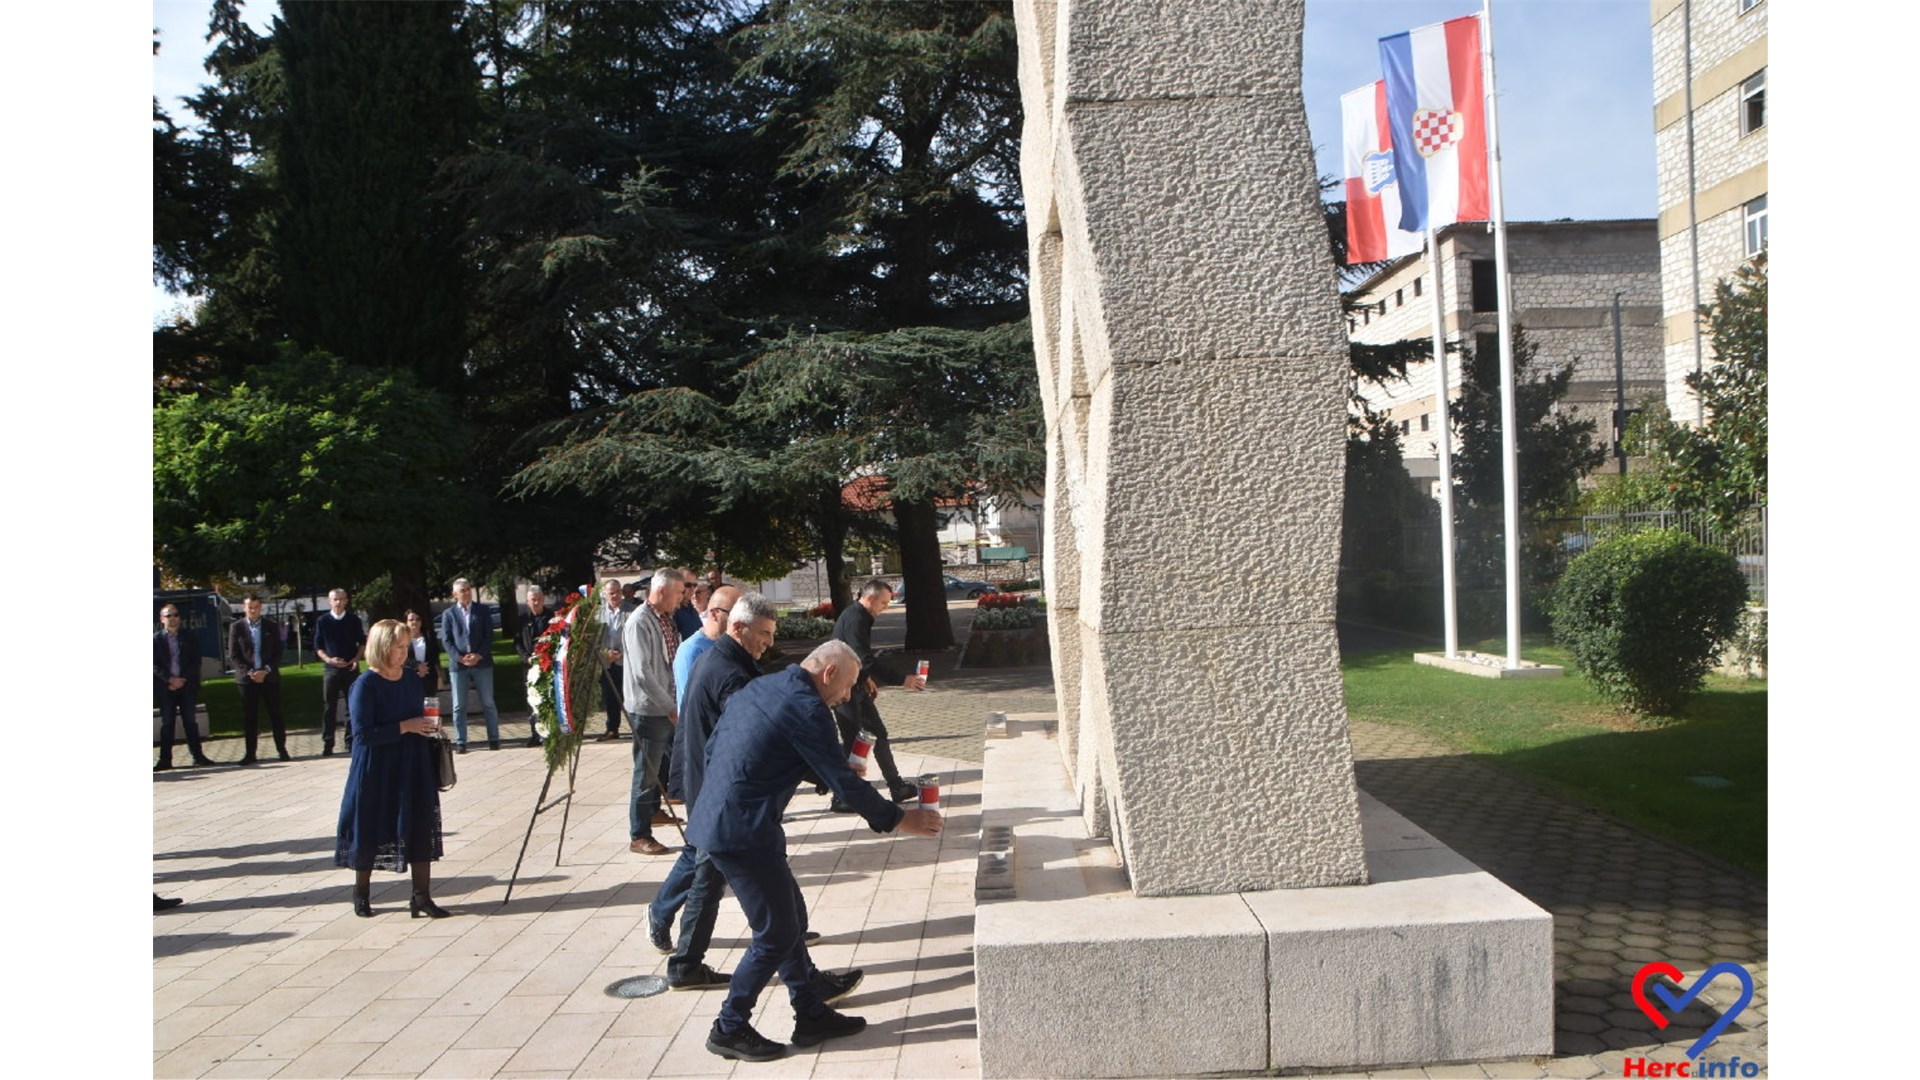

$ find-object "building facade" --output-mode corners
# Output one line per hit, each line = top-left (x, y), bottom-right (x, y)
(1651, 0), (1767, 422)
(1347, 220), (1664, 490)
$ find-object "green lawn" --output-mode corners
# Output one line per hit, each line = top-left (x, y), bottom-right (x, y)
(197, 638), (530, 736)
(1342, 636), (1767, 877)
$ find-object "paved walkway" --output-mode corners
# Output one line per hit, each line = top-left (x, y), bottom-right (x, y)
(155, 614), (1766, 1078)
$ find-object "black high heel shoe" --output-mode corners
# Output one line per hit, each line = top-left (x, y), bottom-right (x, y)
(352, 889), (373, 918)
(410, 893), (450, 919)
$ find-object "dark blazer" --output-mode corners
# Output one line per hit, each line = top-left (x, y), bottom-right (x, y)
(153, 630), (202, 694)
(517, 606), (555, 663)
(228, 617), (284, 682)
(672, 634), (761, 808)
(408, 629), (445, 692)
(831, 603), (904, 695)
(437, 602), (494, 668)
(686, 665), (902, 854)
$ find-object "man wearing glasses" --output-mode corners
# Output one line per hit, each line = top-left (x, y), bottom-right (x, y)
(154, 606), (214, 770)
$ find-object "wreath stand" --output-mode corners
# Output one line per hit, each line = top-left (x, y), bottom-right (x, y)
(502, 741), (583, 904)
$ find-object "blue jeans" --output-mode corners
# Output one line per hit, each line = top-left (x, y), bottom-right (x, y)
(449, 664), (499, 746)
(652, 844), (728, 979)
(628, 712), (674, 839)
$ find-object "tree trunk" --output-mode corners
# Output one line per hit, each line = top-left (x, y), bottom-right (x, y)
(378, 564), (432, 627)
(819, 492), (853, 614)
(893, 497), (953, 650)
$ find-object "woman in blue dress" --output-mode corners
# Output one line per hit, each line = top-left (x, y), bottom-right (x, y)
(335, 618), (449, 918)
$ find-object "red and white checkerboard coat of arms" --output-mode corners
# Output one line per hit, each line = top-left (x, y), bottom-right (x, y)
(1412, 108), (1461, 158)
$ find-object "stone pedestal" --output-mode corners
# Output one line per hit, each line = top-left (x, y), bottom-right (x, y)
(975, 718), (1556, 1077)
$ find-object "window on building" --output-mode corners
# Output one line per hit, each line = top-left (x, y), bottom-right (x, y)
(1740, 70), (1765, 136)
(1470, 260), (1499, 312)
(1737, 0), (1761, 14)
(1412, 276), (1422, 297)
(1399, 419), (1410, 435)
(1395, 287), (1404, 308)
(1420, 413), (1430, 432)
(1476, 332), (1498, 363)
(1377, 299), (1387, 316)
(1743, 194), (1768, 256)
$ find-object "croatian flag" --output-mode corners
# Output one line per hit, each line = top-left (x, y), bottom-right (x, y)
(1379, 14), (1489, 233)
(1341, 81), (1422, 265)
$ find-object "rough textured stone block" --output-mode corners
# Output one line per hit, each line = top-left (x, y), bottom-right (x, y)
(1058, 95), (1345, 368)
(1096, 623), (1365, 895)
(1060, 0), (1308, 103)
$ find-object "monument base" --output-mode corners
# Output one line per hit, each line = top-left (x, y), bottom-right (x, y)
(974, 716), (1555, 1078)
(1414, 650), (1566, 679)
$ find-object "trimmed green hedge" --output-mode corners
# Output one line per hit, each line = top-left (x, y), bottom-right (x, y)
(1548, 530), (1747, 716)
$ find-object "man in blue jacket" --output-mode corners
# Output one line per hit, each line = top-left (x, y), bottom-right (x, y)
(438, 577), (500, 752)
(692, 640), (944, 1062)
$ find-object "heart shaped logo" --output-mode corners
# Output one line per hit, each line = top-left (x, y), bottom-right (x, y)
(1630, 961), (1756, 1059)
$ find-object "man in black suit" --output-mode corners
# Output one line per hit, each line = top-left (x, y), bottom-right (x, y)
(154, 604), (213, 770)
(228, 596), (288, 764)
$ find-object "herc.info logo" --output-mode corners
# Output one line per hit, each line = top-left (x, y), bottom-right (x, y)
(1618, 960), (1758, 1078)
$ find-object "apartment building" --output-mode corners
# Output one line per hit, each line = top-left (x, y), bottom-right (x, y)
(1346, 220), (1664, 491)
(1651, 0), (1766, 422)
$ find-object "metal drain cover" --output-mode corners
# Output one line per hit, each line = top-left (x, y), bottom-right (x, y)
(604, 975), (669, 999)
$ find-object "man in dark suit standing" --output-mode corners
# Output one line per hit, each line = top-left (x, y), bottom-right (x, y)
(154, 604), (213, 770)
(438, 576), (501, 752)
(228, 596), (288, 764)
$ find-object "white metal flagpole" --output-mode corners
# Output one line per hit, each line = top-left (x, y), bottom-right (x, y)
(1480, 0), (1522, 669)
(1423, 227), (1460, 658)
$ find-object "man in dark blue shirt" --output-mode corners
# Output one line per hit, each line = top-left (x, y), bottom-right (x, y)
(691, 641), (943, 1062)
(313, 588), (367, 756)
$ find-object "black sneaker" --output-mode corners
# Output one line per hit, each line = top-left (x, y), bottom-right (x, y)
(668, 963), (732, 990)
(810, 967), (863, 1005)
(889, 782), (919, 804)
(829, 799), (858, 814)
(790, 1007), (867, 1047)
(648, 916), (673, 955)
(706, 1021), (784, 1062)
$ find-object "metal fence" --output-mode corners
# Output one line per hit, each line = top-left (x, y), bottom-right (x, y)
(1576, 505), (1767, 607)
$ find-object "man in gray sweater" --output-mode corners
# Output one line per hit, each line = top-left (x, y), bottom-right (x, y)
(622, 568), (684, 855)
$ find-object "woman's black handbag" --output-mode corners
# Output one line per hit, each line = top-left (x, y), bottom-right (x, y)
(434, 732), (457, 792)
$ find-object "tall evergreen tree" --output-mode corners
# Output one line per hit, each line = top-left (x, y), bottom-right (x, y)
(736, 0), (1028, 647)
(272, 0), (478, 389)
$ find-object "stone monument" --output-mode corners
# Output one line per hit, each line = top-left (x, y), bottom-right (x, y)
(974, 2), (1555, 1074)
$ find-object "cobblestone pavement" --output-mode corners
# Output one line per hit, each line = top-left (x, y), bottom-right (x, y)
(1311, 720), (1769, 1079)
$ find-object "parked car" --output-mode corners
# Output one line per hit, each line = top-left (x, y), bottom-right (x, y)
(896, 575), (1000, 602)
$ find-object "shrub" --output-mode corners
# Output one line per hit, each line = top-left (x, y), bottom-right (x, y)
(971, 607), (1035, 631)
(775, 615), (835, 641)
(976, 592), (1024, 609)
(1548, 529), (1747, 716)
(806, 601), (834, 618)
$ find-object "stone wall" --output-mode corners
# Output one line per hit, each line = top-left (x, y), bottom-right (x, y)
(1018, 0), (1365, 896)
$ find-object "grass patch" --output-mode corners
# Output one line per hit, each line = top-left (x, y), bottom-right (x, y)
(196, 638), (529, 737)
(1343, 635), (1766, 877)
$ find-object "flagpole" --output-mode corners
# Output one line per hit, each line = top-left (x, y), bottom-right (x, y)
(1423, 227), (1460, 659)
(1480, 0), (1522, 669)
